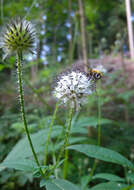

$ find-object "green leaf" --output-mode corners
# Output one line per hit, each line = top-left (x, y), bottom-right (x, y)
(71, 112), (79, 128)
(45, 179), (80, 190)
(80, 175), (90, 190)
(0, 159), (36, 172)
(40, 179), (47, 187)
(126, 172), (134, 183)
(68, 144), (134, 169)
(93, 173), (124, 182)
(74, 116), (115, 128)
(3, 126), (62, 161)
(71, 116), (116, 135)
(69, 137), (87, 144)
(56, 159), (65, 168)
(90, 182), (127, 190)
(71, 127), (88, 134)
(49, 136), (87, 153)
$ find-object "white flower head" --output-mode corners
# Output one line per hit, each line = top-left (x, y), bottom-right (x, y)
(0, 18), (36, 59)
(92, 65), (107, 75)
(53, 70), (92, 110)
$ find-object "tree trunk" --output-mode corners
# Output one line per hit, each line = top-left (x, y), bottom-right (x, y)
(78, 0), (89, 72)
(68, 0), (73, 65)
(125, 0), (134, 59)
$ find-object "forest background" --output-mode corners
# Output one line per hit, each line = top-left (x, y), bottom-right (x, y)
(0, 0), (134, 190)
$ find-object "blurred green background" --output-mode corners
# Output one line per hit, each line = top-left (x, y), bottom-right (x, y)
(0, 0), (134, 189)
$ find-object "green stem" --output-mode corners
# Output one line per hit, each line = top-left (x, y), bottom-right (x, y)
(53, 126), (66, 172)
(124, 167), (129, 185)
(84, 81), (101, 189)
(51, 141), (58, 178)
(49, 107), (76, 178)
(47, 109), (68, 175)
(97, 81), (101, 146)
(63, 106), (74, 179)
(44, 102), (59, 165)
(16, 51), (44, 176)
(91, 81), (101, 173)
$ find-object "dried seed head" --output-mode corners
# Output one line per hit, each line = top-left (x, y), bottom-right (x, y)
(0, 18), (36, 59)
(53, 70), (93, 110)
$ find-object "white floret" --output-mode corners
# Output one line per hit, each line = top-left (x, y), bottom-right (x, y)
(53, 71), (93, 109)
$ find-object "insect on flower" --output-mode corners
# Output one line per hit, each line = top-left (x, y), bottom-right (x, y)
(89, 68), (102, 80)
(72, 63), (106, 91)
(88, 65), (106, 83)
(88, 65), (106, 91)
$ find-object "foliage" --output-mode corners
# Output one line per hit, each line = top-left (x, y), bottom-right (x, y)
(0, 0), (134, 190)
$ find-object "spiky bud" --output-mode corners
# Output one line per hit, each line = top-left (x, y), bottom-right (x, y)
(0, 19), (36, 59)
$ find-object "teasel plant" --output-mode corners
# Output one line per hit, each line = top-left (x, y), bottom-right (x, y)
(0, 17), (107, 183)
(53, 69), (93, 178)
(0, 18), (44, 176)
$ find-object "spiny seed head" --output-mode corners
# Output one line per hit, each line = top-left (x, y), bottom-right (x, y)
(53, 71), (93, 110)
(0, 18), (36, 59)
